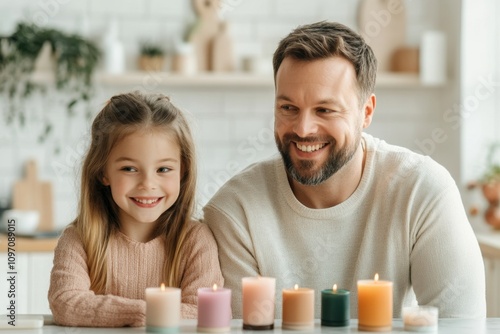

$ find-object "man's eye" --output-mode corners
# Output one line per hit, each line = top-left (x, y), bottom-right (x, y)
(280, 105), (297, 113)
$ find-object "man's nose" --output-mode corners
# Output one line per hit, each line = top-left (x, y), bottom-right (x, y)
(293, 111), (318, 138)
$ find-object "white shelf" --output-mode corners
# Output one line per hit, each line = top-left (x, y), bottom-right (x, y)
(32, 71), (444, 89)
(98, 71), (274, 88)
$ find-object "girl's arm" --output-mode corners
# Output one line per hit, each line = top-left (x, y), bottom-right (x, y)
(48, 226), (146, 327)
(179, 221), (225, 319)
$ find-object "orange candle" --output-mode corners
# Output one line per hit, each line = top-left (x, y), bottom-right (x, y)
(357, 274), (393, 332)
(282, 284), (314, 330)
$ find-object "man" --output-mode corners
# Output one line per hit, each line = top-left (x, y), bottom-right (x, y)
(204, 21), (485, 319)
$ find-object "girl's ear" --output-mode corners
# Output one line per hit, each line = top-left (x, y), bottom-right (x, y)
(102, 174), (110, 186)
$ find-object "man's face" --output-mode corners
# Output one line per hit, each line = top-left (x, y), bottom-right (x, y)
(274, 56), (372, 186)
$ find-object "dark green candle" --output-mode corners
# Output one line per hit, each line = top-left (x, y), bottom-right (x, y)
(321, 285), (350, 327)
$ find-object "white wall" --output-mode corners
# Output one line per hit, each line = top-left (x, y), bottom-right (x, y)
(460, 0), (500, 233)
(0, 0), (459, 229)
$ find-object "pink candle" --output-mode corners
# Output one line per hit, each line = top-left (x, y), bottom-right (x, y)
(242, 276), (276, 330)
(197, 284), (232, 332)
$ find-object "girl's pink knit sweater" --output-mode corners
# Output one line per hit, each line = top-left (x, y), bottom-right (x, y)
(48, 220), (224, 327)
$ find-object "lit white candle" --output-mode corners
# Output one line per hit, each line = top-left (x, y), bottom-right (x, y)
(146, 283), (181, 333)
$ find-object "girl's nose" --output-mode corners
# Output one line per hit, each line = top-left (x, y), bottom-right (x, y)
(139, 172), (157, 190)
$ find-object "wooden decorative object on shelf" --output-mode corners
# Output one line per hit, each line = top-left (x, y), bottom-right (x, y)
(212, 22), (236, 72)
(358, 0), (407, 72)
(391, 47), (419, 73)
(189, 0), (221, 72)
(12, 160), (53, 232)
(138, 56), (165, 71)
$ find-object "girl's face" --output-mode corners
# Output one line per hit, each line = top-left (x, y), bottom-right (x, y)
(102, 129), (181, 239)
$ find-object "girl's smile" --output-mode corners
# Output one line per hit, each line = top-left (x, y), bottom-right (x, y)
(130, 197), (164, 208)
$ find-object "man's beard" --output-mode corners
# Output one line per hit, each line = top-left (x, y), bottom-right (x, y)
(275, 132), (361, 186)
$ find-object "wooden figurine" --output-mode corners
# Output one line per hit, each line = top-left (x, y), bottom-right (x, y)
(189, 0), (221, 72)
(212, 21), (236, 72)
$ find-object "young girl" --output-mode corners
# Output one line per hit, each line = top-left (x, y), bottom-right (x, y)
(48, 91), (224, 327)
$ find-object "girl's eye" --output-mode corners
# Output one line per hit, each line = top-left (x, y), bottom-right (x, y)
(157, 167), (171, 173)
(121, 166), (137, 172)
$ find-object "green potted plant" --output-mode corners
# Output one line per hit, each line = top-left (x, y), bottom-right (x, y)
(0, 22), (101, 142)
(138, 41), (165, 71)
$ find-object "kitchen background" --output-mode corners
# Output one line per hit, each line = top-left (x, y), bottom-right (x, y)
(0, 0), (499, 316)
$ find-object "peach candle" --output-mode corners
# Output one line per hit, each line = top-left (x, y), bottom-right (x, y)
(357, 274), (393, 332)
(282, 284), (314, 330)
(197, 284), (232, 333)
(146, 283), (181, 333)
(242, 276), (276, 330)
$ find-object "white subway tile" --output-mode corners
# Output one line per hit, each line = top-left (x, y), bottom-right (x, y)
(220, 0), (273, 19)
(89, 0), (146, 17)
(53, 197), (78, 229)
(223, 90), (274, 115)
(319, 0), (358, 21)
(192, 116), (232, 143)
(149, 0), (187, 18)
(274, 0), (319, 19)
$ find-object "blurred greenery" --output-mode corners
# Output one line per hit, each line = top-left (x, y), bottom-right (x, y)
(483, 142), (500, 183)
(0, 22), (101, 142)
(139, 41), (165, 57)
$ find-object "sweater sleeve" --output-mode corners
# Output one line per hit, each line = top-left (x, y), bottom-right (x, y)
(410, 183), (486, 318)
(48, 227), (146, 327)
(179, 221), (225, 319)
(203, 204), (259, 318)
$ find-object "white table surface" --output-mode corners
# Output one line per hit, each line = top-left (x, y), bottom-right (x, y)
(4, 318), (500, 334)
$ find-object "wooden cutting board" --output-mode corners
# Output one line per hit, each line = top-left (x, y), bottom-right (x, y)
(12, 160), (54, 232)
(358, 0), (406, 72)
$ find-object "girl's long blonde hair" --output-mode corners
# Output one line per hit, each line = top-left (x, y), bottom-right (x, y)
(73, 91), (197, 293)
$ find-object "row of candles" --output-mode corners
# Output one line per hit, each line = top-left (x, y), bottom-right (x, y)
(146, 274), (437, 333)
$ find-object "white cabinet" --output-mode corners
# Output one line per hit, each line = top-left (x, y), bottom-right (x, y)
(476, 233), (500, 317)
(0, 252), (54, 315)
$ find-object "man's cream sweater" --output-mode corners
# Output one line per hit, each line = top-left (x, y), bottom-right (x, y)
(204, 133), (486, 319)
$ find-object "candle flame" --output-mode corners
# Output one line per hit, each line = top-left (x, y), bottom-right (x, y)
(213, 284), (218, 291)
(333, 284), (337, 292)
(160, 283), (165, 291)
(374, 273), (379, 282)
(294, 284), (299, 290)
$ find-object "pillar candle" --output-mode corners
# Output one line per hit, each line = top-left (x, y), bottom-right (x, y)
(197, 284), (232, 333)
(357, 274), (393, 332)
(242, 276), (276, 330)
(321, 284), (350, 327)
(282, 284), (314, 330)
(402, 306), (438, 332)
(146, 284), (181, 333)
(420, 30), (447, 85)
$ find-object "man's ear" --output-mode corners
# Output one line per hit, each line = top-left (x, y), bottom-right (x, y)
(362, 94), (376, 129)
